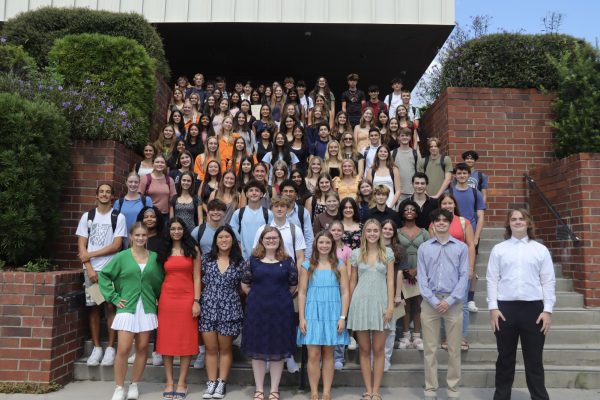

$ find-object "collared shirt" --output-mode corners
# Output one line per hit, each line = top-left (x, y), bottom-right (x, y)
(410, 194), (437, 229)
(486, 236), (556, 313)
(417, 235), (469, 307)
(253, 220), (306, 262)
(287, 204), (314, 259)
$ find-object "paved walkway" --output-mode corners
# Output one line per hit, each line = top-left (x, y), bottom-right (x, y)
(1, 381), (599, 400)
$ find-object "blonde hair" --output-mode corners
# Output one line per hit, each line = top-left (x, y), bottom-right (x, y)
(307, 156), (324, 179)
(324, 140), (343, 164)
(359, 107), (374, 129)
(358, 219), (388, 265)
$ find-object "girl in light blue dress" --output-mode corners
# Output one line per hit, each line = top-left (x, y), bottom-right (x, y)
(297, 230), (350, 400)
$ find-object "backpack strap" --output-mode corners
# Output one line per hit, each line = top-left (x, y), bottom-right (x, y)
(477, 171), (483, 191)
(412, 149), (418, 170)
(144, 173), (152, 196)
(297, 205), (305, 233)
(440, 155), (446, 173)
(116, 197), (125, 214)
(238, 207), (246, 234)
(386, 93), (393, 108)
(197, 222), (207, 246)
(290, 223), (297, 262)
(472, 187), (478, 213)
(110, 209), (119, 233)
(423, 156), (429, 173)
(87, 208), (96, 236)
(262, 207), (269, 225)
(141, 195), (148, 208)
(193, 196), (200, 226)
(459, 216), (466, 240)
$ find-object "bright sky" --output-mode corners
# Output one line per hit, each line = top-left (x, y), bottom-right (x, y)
(455, 0), (598, 45)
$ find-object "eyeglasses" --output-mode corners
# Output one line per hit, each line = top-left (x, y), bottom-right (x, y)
(343, 137), (353, 141)
(263, 237), (279, 242)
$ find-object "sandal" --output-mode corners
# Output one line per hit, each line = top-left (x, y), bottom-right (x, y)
(268, 391), (280, 400)
(440, 341), (448, 351)
(461, 339), (470, 352)
(361, 393), (372, 400)
(163, 385), (175, 400)
(173, 386), (188, 400)
(322, 393), (331, 400)
(371, 394), (382, 400)
(310, 394), (319, 400)
(253, 391), (265, 400)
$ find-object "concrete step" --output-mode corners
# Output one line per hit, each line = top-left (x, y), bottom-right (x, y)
(479, 228), (505, 240)
(466, 326), (600, 345)
(472, 291), (584, 308)
(73, 361), (600, 389)
(468, 308), (600, 326)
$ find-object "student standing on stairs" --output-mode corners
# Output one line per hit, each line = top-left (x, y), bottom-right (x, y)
(99, 223), (164, 400)
(487, 209), (555, 400)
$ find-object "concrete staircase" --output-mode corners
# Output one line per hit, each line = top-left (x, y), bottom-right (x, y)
(74, 228), (600, 389)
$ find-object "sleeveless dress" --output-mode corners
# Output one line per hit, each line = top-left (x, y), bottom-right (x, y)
(172, 199), (196, 231)
(296, 261), (349, 346)
(347, 247), (394, 331)
(241, 256), (298, 361)
(156, 255), (198, 356)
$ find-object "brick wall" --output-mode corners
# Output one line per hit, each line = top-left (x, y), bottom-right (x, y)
(0, 270), (85, 385)
(529, 153), (600, 307)
(421, 87), (556, 226)
(53, 140), (139, 269)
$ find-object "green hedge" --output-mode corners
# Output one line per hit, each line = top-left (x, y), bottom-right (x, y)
(0, 93), (70, 264)
(48, 33), (156, 145)
(0, 43), (37, 79)
(2, 6), (169, 78)
(550, 44), (600, 158)
(440, 33), (596, 92)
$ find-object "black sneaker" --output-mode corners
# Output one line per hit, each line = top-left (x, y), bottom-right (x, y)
(203, 380), (217, 399)
(212, 379), (226, 399)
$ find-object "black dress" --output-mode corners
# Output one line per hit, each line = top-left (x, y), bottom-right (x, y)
(241, 256), (298, 361)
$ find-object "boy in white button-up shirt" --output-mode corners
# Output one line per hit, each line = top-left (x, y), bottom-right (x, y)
(487, 209), (555, 400)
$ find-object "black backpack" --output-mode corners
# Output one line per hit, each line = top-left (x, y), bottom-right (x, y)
(448, 186), (479, 213)
(391, 148), (418, 171)
(116, 195), (148, 214)
(423, 155), (447, 174)
(238, 206), (269, 234)
(87, 208), (119, 235)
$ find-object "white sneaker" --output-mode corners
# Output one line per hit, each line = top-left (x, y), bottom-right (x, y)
(194, 351), (205, 369)
(334, 361), (343, 370)
(111, 386), (125, 400)
(152, 351), (163, 366)
(398, 336), (412, 350)
(467, 301), (479, 313)
(232, 334), (242, 348)
(384, 359), (391, 372)
(347, 337), (358, 350)
(286, 356), (299, 373)
(126, 383), (139, 400)
(101, 346), (116, 366)
(412, 337), (424, 351)
(127, 353), (136, 364)
(86, 346), (103, 366)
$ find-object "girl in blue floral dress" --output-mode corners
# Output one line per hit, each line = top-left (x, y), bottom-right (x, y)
(297, 230), (350, 400)
(199, 225), (245, 399)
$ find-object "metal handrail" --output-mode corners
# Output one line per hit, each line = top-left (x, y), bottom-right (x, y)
(524, 173), (581, 241)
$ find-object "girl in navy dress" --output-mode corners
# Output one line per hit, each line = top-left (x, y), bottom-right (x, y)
(241, 227), (298, 400)
(297, 230), (350, 400)
(200, 225), (245, 399)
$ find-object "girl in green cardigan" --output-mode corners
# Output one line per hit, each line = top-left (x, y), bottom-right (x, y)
(99, 222), (165, 400)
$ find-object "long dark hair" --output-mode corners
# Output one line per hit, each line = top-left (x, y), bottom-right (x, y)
(136, 206), (164, 236)
(208, 225), (243, 265)
(157, 217), (198, 264)
(169, 109), (186, 136)
(270, 132), (293, 166)
(338, 197), (360, 223)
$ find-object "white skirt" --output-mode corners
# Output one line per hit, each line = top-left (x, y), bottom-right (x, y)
(111, 298), (158, 333)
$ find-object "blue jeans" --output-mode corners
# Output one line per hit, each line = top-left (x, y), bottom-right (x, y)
(334, 344), (345, 364)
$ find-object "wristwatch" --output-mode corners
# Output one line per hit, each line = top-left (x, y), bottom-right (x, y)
(194, 299), (200, 304)
(339, 316), (346, 320)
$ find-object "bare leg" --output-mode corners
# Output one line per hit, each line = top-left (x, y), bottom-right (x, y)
(371, 331), (386, 395)
(252, 359), (267, 393)
(269, 360), (285, 394)
(202, 332), (219, 381)
(105, 303), (116, 348)
(88, 306), (101, 347)
(130, 332), (150, 383)
(114, 331), (134, 387)
(217, 334), (234, 381)
(321, 346), (335, 396)
(356, 331), (373, 395)
(307, 345), (322, 397)
(176, 355), (192, 393)
(163, 355), (175, 394)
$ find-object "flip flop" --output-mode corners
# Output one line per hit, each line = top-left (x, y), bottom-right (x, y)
(173, 386), (188, 400)
(162, 391), (174, 400)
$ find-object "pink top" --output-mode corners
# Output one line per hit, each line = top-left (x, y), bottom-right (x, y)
(139, 174), (177, 214)
(336, 244), (352, 263)
(429, 214), (471, 243)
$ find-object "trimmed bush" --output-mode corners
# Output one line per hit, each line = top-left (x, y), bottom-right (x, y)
(439, 33), (596, 92)
(48, 33), (156, 145)
(0, 43), (37, 78)
(0, 93), (70, 264)
(1, 6), (169, 78)
(550, 44), (600, 158)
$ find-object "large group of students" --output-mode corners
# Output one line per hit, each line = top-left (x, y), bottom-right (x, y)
(76, 74), (556, 400)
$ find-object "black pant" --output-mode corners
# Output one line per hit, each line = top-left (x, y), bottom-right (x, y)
(494, 301), (549, 400)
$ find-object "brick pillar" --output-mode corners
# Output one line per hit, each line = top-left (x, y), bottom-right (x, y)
(421, 87), (556, 226)
(53, 140), (139, 269)
(0, 270), (85, 385)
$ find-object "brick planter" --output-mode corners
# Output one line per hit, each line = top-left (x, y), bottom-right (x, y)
(0, 270), (85, 385)
(529, 153), (600, 307)
(421, 87), (556, 226)
(53, 139), (139, 269)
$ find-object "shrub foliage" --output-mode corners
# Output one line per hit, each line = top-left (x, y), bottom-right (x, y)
(549, 44), (600, 158)
(0, 43), (37, 78)
(2, 6), (169, 77)
(0, 93), (70, 264)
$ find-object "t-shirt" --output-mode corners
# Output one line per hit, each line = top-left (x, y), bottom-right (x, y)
(384, 92), (403, 118)
(190, 223), (235, 255)
(312, 212), (337, 235)
(393, 148), (420, 195)
(450, 186), (486, 231)
(341, 89), (366, 120)
(230, 207), (274, 260)
(139, 174), (176, 215)
(253, 220), (306, 262)
(336, 244), (352, 264)
(113, 196), (153, 234)
(75, 209), (127, 271)
(417, 155), (453, 196)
